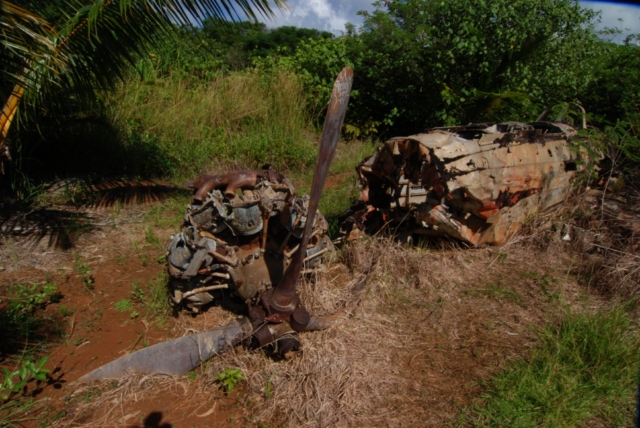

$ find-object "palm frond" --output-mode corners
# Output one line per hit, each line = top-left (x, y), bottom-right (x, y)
(2, 0), (288, 103)
(0, 1), (68, 91)
(0, 0), (288, 162)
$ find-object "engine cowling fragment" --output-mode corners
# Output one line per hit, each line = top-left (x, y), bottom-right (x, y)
(167, 168), (333, 312)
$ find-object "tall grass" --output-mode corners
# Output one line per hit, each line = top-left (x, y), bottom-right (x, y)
(108, 69), (317, 181)
(465, 307), (639, 427)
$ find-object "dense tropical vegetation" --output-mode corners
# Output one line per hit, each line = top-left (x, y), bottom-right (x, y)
(0, 0), (639, 195)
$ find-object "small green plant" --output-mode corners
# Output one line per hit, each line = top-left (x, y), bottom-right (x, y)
(215, 368), (244, 393)
(530, 272), (560, 302)
(145, 272), (170, 320)
(264, 374), (273, 399)
(130, 237), (141, 253)
(8, 283), (59, 312)
(130, 282), (146, 303)
(129, 311), (139, 319)
(187, 371), (197, 382)
(82, 387), (101, 402)
(1, 283), (62, 355)
(73, 256), (95, 290)
(114, 299), (133, 313)
(1, 358), (50, 400)
(144, 226), (163, 249)
(58, 305), (75, 317)
(465, 283), (524, 306)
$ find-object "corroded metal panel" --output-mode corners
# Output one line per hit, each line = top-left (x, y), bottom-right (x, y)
(343, 121), (587, 246)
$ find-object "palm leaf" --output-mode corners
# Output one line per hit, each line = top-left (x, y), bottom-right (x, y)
(0, 2), (67, 91)
(0, 0), (288, 163)
(5, 0), (287, 97)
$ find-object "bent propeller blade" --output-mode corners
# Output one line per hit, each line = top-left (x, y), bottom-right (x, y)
(78, 318), (251, 382)
(273, 67), (354, 300)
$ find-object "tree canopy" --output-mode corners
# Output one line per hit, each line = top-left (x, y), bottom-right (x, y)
(347, 0), (601, 133)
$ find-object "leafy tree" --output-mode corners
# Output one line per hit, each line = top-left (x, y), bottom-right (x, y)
(581, 35), (640, 162)
(193, 21), (334, 71)
(253, 36), (353, 117)
(582, 36), (640, 128)
(348, 0), (600, 134)
(243, 25), (333, 58)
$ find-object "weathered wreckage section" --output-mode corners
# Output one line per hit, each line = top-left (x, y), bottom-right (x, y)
(342, 121), (588, 246)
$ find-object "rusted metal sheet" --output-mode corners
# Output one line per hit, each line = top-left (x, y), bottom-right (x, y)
(342, 121), (587, 246)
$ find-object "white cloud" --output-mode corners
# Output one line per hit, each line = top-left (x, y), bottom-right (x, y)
(260, 1), (640, 41)
(581, 1), (640, 41)
(261, 0), (375, 33)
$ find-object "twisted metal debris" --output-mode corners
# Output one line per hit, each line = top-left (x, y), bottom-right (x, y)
(167, 169), (332, 313)
(341, 120), (589, 246)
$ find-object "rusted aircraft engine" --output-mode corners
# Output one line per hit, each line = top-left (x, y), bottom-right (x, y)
(342, 121), (587, 246)
(167, 168), (333, 312)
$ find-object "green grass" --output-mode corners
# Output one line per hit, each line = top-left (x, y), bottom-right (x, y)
(144, 194), (190, 230)
(464, 283), (526, 307)
(108, 69), (317, 181)
(320, 185), (358, 237)
(463, 307), (639, 427)
(144, 225), (163, 249)
(0, 283), (60, 351)
(6, 68), (323, 205)
(114, 299), (133, 313)
(144, 272), (171, 321)
(290, 139), (375, 237)
(0, 399), (40, 428)
(0, 283), (62, 427)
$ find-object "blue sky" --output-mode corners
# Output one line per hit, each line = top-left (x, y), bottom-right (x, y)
(258, 1), (640, 39)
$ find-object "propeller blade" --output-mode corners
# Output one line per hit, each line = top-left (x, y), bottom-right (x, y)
(78, 317), (251, 382)
(273, 67), (354, 302)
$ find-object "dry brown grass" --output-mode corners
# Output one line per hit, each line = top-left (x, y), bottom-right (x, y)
(522, 185), (640, 300)
(50, 232), (605, 427)
(6, 184), (632, 427)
